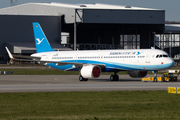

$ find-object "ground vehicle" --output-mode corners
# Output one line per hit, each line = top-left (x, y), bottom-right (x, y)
(163, 73), (178, 81)
(142, 70), (179, 82)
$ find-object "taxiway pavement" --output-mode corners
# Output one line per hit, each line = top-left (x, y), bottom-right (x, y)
(0, 75), (180, 92)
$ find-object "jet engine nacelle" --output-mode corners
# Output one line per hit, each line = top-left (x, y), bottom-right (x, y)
(127, 71), (148, 78)
(80, 65), (101, 78)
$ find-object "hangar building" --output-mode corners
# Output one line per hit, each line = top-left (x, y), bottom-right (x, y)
(0, 2), (166, 63)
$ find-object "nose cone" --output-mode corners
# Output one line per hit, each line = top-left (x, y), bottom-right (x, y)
(167, 59), (175, 69)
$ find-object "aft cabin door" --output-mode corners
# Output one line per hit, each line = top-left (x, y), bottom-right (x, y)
(41, 54), (50, 61)
(146, 52), (151, 63)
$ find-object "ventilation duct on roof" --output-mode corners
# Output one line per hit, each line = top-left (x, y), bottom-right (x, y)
(80, 5), (86, 7)
(125, 6), (131, 8)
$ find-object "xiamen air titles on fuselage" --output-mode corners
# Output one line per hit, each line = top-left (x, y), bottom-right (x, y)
(5, 22), (175, 81)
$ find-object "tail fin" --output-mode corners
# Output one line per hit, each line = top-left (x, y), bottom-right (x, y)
(32, 22), (54, 53)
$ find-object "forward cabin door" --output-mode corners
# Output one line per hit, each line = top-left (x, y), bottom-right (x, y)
(74, 54), (78, 63)
(145, 52), (151, 63)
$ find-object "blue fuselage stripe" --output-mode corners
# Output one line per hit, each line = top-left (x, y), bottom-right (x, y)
(47, 60), (174, 72)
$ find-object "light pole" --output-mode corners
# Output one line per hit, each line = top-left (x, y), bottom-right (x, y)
(74, 9), (77, 51)
(170, 32), (172, 57)
(153, 32), (156, 48)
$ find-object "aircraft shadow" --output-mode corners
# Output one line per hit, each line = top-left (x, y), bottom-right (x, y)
(89, 79), (180, 82)
(89, 79), (142, 82)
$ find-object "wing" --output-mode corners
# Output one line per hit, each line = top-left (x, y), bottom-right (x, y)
(5, 47), (105, 68)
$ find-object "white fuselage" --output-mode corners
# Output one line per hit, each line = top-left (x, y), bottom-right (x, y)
(31, 49), (174, 71)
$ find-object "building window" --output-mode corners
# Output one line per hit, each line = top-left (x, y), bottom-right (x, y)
(0, 56), (4, 61)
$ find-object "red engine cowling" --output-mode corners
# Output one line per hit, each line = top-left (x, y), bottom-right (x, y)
(127, 71), (148, 78)
(80, 65), (101, 78)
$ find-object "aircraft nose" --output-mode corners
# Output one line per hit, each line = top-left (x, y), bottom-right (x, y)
(169, 59), (175, 68)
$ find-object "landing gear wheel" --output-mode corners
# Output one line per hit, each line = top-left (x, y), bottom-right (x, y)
(114, 75), (119, 81)
(79, 75), (88, 82)
(79, 75), (84, 82)
(110, 75), (119, 81)
(110, 75), (114, 81)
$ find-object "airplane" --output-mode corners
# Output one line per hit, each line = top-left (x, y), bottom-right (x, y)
(5, 22), (175, 81)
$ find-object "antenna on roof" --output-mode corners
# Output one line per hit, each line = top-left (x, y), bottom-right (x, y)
(11, 0), (19, 6)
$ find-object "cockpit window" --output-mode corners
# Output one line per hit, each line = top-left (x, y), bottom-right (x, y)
(163, 55), (168, 57)
(156, 54), (169, 58)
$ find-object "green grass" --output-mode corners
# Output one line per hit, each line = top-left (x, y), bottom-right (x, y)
(0, 68), (167, 75)
(0, 91), (180, 120)
(0, 64), (176, 75)
(0, 68), (80, 75)
(0, 68), (128, 75)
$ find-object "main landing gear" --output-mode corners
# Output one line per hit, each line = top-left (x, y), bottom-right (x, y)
(79, 75), (88, 82)
(79, 73), (119, 82)
(110, 72), (119, 81)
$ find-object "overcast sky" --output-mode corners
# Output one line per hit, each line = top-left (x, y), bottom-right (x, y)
(0, 0), (179, 21)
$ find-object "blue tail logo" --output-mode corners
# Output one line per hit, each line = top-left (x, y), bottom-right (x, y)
(33, 22), (54, 53)
(36, 38), (44, 45)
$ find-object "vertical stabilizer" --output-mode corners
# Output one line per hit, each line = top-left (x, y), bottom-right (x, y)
(33, 22), (54, 53)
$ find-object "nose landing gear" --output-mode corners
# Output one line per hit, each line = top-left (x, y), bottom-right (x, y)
(152, 70), (158, 82)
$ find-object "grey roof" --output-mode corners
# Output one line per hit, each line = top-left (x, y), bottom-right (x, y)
(50, 2), (162, 10)
(165, 24), (180, 33)
(0, 2), (164, 24)
(6, 42), (72, 54)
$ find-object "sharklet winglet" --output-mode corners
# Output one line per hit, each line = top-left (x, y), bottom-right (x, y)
(5, 47), (14, 59)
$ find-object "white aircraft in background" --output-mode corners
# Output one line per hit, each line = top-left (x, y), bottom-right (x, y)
(6, 22), (175, 81)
